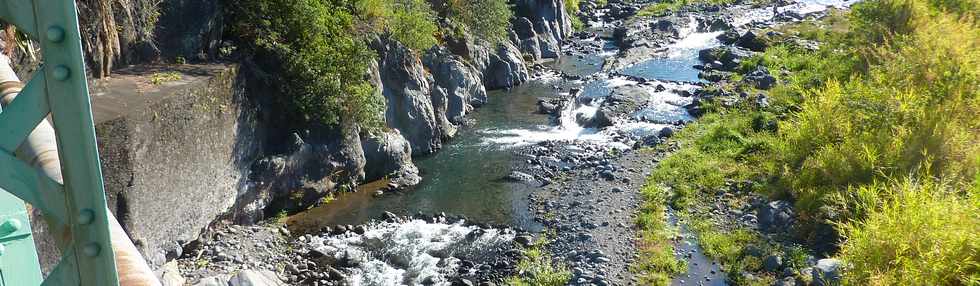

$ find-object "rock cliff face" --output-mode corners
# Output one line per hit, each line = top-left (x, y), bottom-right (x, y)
(28, 0), (569, 274)
(373, 38), (445, 155)
(513, 0), (575, 59)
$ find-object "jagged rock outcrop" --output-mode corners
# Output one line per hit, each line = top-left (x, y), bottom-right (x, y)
(513, 0), (574, 59)
(486, 42), (531, 89)
(514, 17), (543, 61)
(243, 125), (366, 221)
(535, 19), (562, 58)
(515, 0), (574, 42)
(423, 49), (488, 123)
(373, 38), (444, 155)
(360, 130), (421, 187)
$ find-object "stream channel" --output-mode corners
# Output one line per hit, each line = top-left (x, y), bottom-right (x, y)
(283, 1), (852, 284)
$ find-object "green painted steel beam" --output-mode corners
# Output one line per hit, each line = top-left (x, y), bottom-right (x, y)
(0, 191), (43, 286)
(0, 0), (38, 38)
(34, 0), (120, 284)
(0, 72), (50, 154)
(39, 248), (78, 286)
(0, 151), (68, 226)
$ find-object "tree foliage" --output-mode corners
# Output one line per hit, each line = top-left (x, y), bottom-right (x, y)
(444, 0), (514, 43)
(227, 0), (383, 130)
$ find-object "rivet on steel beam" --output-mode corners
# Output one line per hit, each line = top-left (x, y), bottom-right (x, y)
(83, 243), (101, 257)
(46, 26), (65, 43)
(53, 65), (70, 81)
(0, 218), (21, 234)
(78, 209), (95, 225)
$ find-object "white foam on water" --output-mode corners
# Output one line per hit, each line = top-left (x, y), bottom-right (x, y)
(732, 0), (859, 26)
(667, 17), (725, 59)
(480, 79), (698, 148)
(309, 220), (515, 286)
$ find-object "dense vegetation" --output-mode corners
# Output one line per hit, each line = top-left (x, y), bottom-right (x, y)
(637, 0), (980, 284)
(227, 0), (513, 130)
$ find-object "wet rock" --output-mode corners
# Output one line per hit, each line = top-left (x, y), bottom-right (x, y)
(717, 29), (741, 45)
(698, 46), (753, 71)
(658, 127), (675, 138)
(537, 98), (560, 114)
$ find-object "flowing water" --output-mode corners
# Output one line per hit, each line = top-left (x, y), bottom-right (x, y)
(288, 1), (857, 284)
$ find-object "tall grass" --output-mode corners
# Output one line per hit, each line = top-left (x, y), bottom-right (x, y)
(837, 179), (980, 285)
(637, 0), (980, 284)
(506, 236), (572, 286)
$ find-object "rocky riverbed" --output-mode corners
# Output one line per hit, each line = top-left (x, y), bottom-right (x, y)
(169, 0), (856, 285)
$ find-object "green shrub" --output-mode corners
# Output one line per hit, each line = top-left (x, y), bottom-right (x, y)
(386, 0), (440, 51)
(838, 179), (980, 285)
(357, 0), (440, 51)
(227, 0), (383, 130)
(445, 0), (513, 43)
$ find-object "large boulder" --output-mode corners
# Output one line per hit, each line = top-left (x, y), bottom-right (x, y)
(373, 38), (442, 155)
(423, 49), (488, 123)
(515, 0), (574, 42)
(698, 46), (754, 71)
(734, 30), (768, 52)
(485, 42), (530, 90)
(228, 270), (286, 286)
(743, 66), (776, 89)
(360, 130), (421, 187)
(535, 19), (562, 58)
(514, 17), (543, 61)
(429, 86), (458, 139)
(812, 259), (844, 286)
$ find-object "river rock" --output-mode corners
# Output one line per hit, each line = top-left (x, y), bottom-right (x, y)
(812, 259), (844, 286)
(698, 46), (753, 71)
(758, 200), (795, 232)
(158, 261), (185, 286)
(505, 171), (537, 184)
(360, 130), (421, 187)
(228, 270), (285, 286)
(717, 29), (742, 45)
(734, 30), (768, 52)
(194, 275), (229, 286)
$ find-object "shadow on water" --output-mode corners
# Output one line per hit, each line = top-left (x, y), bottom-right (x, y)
(287, 75), (575, 232)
